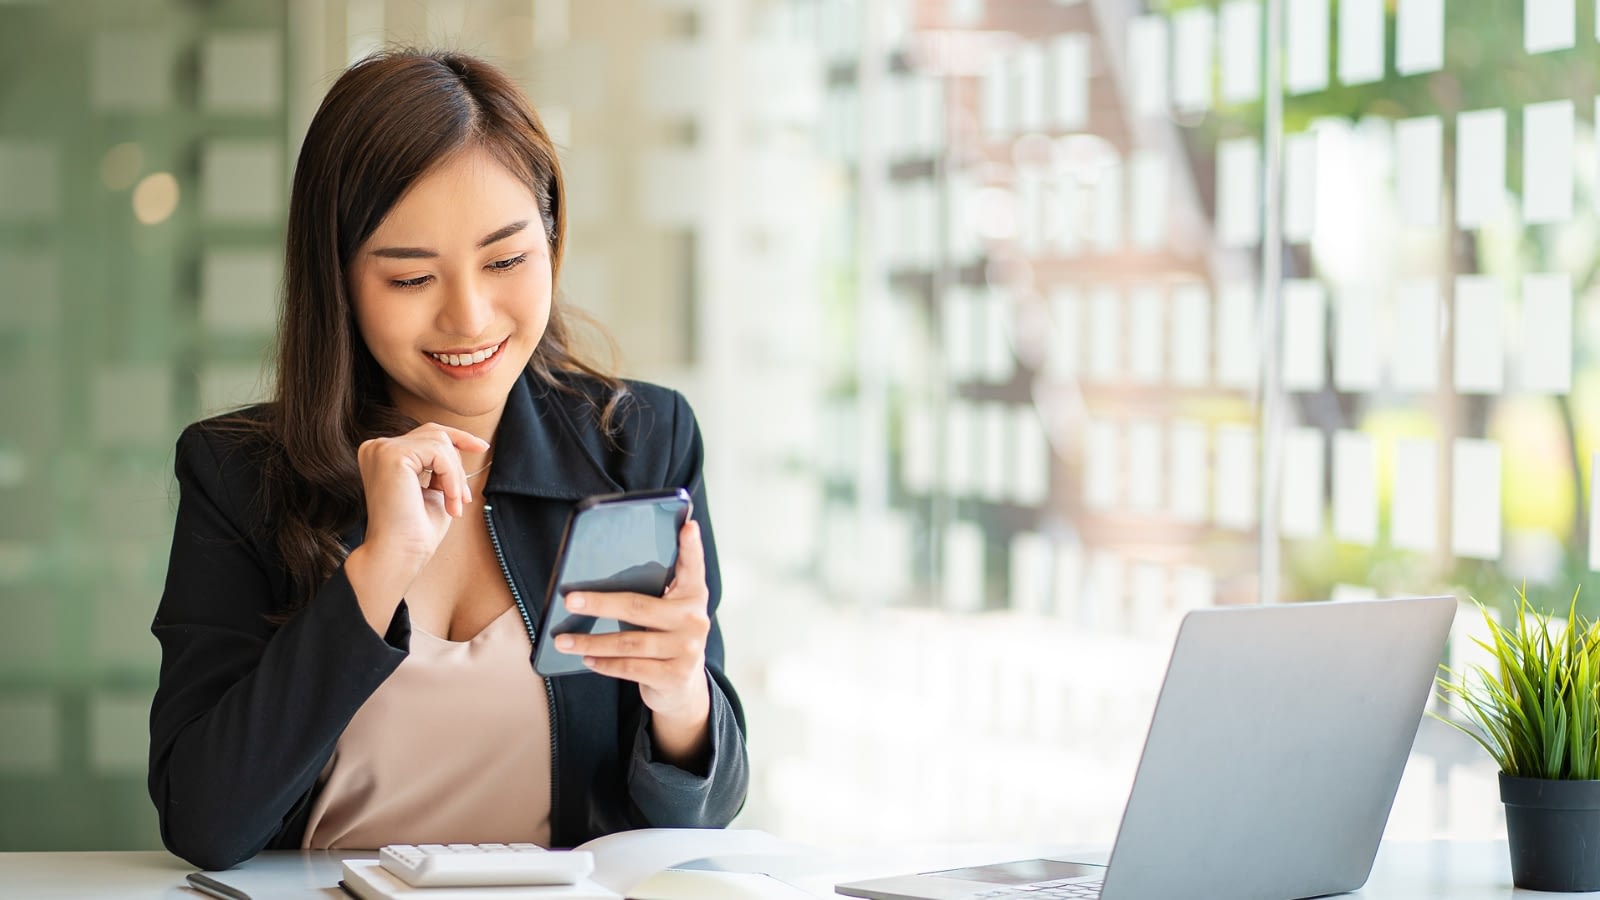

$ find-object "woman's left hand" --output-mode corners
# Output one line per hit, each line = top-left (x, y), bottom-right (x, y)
(555, 519), (712, 748)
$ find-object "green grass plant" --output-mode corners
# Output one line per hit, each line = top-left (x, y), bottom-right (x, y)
(1435, 588), (1600, 780)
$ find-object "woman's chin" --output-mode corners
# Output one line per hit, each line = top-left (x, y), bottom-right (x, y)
(387, 376), (516, 426)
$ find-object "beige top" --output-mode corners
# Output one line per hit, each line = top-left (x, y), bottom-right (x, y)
(302, 605), (552, 849)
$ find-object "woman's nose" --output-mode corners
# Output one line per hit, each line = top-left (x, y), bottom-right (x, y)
(439, 277), (495, 336)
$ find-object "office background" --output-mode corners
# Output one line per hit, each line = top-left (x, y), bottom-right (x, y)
(0, 0), (1594, 855)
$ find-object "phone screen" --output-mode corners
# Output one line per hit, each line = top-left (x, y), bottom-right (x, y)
(533, 489), (692, 677)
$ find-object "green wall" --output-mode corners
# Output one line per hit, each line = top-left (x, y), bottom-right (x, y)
(0, 0), (287, 850)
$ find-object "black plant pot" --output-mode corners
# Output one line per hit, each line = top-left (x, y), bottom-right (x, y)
(1501, 773), (1600, 892)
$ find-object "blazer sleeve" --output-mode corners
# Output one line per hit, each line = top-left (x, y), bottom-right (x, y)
(623, 390), (750, 826)
(147, 424), (409, 870)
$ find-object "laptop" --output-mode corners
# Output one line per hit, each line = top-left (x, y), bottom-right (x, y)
(836, 595), (1457, 900)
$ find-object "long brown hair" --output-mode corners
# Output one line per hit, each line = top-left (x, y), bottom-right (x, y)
(231, 48), (625, 615)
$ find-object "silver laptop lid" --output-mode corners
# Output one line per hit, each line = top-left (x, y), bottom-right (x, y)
(1099, 595), (1456, 900)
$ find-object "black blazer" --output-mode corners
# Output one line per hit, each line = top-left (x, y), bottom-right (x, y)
(147, 370), (749, 870)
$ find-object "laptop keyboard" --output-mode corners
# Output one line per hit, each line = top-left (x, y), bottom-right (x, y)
(972, 879), (1103, 898)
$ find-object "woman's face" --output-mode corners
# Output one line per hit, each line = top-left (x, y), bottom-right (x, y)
(348, 147), (553, 432)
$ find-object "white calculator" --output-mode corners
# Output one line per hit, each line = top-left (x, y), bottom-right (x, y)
(377, 842), (594, 887)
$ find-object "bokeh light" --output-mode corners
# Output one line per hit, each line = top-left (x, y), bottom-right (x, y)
(132, 172), (179, 224)
(100, 142), (143, 191)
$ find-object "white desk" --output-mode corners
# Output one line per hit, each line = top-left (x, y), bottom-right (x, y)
(0, 841), (1590, 898)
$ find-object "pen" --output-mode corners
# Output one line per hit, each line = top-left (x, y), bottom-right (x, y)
(185, 871), (251, 900)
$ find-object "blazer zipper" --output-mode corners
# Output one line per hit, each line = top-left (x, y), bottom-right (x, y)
(483, 503), (560, 828)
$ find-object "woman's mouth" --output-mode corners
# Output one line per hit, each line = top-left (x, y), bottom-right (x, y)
(428, 340), (503, 367)
(424, 338), (507, 377)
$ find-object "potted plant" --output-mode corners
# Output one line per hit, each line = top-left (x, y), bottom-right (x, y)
(1435, 588), (1600, 892)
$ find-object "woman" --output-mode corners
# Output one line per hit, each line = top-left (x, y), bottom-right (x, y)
(147, 49), (748, 870)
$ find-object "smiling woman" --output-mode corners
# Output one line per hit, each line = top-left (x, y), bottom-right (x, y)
(350, 157), (555, 436)
(144, 49), (748, 870)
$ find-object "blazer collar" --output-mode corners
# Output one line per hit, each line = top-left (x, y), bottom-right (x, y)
(482, 369), (622, 501)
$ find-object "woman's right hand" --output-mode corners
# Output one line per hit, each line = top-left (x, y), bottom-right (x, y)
(344, 424), (490, 632)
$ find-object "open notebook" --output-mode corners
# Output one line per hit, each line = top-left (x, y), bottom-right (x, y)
(192, 829), (815, 900)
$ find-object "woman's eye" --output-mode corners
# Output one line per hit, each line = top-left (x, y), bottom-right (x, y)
(386, 254), (523, 289)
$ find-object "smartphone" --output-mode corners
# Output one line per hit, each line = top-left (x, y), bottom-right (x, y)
(532, 488), (693, 677)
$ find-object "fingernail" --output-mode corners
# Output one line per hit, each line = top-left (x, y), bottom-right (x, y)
(567, 593), (586, 610)
(555, 635), (574, 650)
(582, 657), (597, 668)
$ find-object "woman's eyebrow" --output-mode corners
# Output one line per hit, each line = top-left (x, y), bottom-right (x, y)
(369, 220), (531, 259)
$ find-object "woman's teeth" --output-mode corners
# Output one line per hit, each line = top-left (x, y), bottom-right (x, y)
(430, 343), (500, 367)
